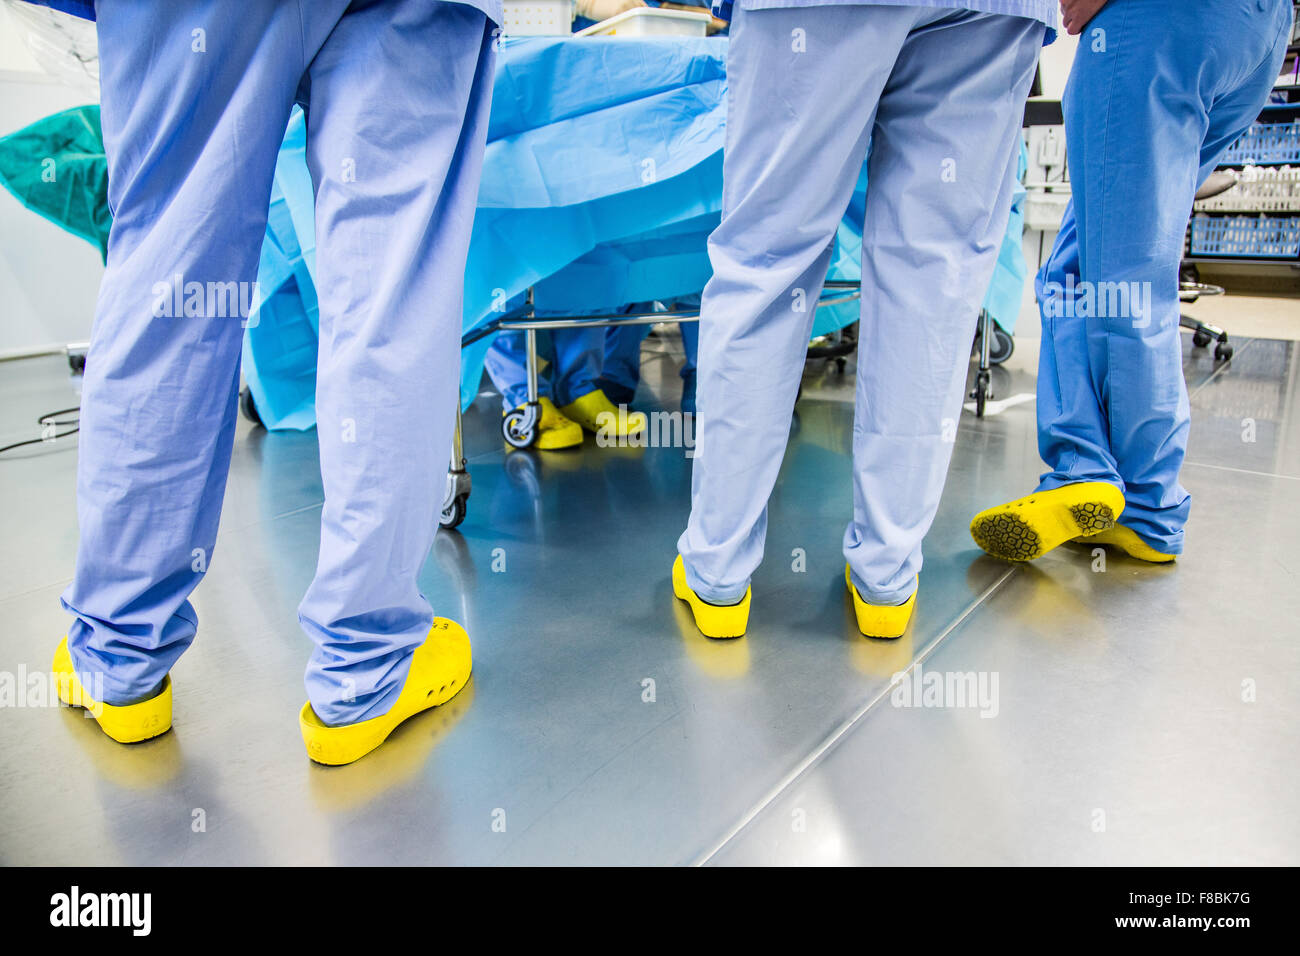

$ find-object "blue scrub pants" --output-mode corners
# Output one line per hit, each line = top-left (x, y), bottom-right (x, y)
(61, 0), (496, 724)
(486, 297), (702, 411)
(1035, 0), (1292, 554)
(484, 325), (603, 410)
(680, 4), (1044, 606)
(601, 308), (700, 397)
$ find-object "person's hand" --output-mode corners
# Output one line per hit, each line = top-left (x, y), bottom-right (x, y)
(577, 0), (648, 22)
(1060, 0), (1109, 36)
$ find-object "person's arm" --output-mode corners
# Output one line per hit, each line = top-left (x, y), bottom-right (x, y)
(575, 0), (647, 21)
(656, 1), (729, 33)
(1060, 0), (1109, 36)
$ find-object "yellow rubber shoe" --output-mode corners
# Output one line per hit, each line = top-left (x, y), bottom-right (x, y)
(970, 481), (1124, 562)
(560, 389), (648, 438)
(300, 618), (472, 766)
(506, 396), (583, 450)
(1076, 525), (1177, 563)
(672, 555), (749, 639)
(845, 566), (916, 639)
(52, 637), (172, 744)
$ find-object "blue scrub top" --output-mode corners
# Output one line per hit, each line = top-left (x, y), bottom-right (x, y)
(18, 0), (94, 18)
(711, 0), (1056, 41)
(18, 0), (505, 25)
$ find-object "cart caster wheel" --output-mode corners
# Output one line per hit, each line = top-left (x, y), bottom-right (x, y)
(989, 326), (1014, 366)
(68, 352), (86, 374)
(439, 494), (468, 530)
(502, 404), (538, 448)
(972, 370), (991, 418)
(1192, 329), (1212, 348)
(1215, 342), (1233, 362)
(239, 386), (263, 427)
(835, 357), (847, 374)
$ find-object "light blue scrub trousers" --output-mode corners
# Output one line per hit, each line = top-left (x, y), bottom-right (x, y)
(61, 0), (497, 724)
(1035, 0), (1292, 554)
(680, 3), (1045, 606)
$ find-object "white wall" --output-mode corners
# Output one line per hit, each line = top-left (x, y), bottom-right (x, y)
(1039, 29), (1079, 100)
(1015, 29), (1081, 339)
(0, 71), (104, 356)
(0, 4), (103, 356)
(0, 3), (44, 73)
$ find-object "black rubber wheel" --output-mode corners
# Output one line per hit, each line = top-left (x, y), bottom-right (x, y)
(1192, 329), (1212, 348)
(974, 370), (990, 417)
(68, 352), (86, 374)
(502, 407), (536, 448)
(988, 326), (1014, 366)
(1215, 342), (1233, 362)
(239, 386), (263, 427)
(439, 495), (467, 530)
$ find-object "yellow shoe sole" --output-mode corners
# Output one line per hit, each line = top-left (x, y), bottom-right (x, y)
(672, 555), (749, 639)
(300, 618), (472, 766)
(970, 481), (1124, 562)
(1077, 526), (1177, 563)
(52, 636), (172, 744)
(845, 566), (915, 639)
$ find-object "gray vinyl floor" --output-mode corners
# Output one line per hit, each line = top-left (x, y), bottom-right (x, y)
(1, 326), (1297, 865)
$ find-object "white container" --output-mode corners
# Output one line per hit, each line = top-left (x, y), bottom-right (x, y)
(575, 8), (712, 38)
(503, 0), (575, 36)
(1194, 166), (1300, 214)
(1024, 190), (1071, 234)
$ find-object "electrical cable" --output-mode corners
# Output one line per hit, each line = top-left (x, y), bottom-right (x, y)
(0, 406), (80, 456)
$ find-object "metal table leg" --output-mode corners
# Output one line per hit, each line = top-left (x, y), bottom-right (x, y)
(440, 401), (471, 529)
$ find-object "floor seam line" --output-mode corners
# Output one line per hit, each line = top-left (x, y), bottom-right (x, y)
(689, 564), (1020, 867)
(1187, 337), (1256, 400)
(1182, 460), (1299, 482)
(0, 576), (75, 605)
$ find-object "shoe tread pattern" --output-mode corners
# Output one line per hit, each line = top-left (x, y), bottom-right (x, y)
(971, 512), (1042, 561)
(1069, 501), (1115, 535)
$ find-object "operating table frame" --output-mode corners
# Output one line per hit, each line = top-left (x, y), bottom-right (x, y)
(439, 280), (865, 529)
